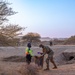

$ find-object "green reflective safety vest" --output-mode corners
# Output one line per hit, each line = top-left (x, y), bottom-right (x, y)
(25, 47), (33, 56)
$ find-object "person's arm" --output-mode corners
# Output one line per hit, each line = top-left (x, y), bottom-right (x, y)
(42, 52), (46, 56)
(41, 48), (46, 56)
(39, 52), (46, 58)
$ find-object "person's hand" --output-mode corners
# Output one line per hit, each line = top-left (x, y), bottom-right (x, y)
(39, 52), (43, 55)
(39, 55), (43, 58)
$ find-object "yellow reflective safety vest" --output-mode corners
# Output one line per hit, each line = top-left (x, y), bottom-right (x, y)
(25, 47), (33, 56)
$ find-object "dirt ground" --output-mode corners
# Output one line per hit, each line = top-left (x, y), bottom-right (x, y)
(0, 45), (75, 75)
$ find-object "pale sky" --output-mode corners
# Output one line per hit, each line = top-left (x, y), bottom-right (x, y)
(7, 0), (75, 38)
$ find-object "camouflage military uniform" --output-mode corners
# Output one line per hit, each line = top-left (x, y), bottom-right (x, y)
(39, 44), (57, 70)
(42, 46), (54, 66)
(44, 46), (54, 58)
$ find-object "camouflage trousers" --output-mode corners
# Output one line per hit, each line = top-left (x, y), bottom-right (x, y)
(46, 51), (54, 68)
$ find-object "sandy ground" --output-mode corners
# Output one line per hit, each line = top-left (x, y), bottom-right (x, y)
(0, 45), (75, 75)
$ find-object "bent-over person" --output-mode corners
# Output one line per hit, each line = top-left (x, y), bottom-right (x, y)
(39, 44), (57, 70)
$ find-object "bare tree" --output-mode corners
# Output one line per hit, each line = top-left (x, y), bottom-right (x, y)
(0, 0), (16, 25)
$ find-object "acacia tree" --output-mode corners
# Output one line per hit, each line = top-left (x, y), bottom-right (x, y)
(0, 1), (25, 46)
(0, 25), (24, 46)
(22, 32), (41, 42)
(1, 24), (23, 39)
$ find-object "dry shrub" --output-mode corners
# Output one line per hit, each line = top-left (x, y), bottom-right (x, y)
(18, 63), (39, 75)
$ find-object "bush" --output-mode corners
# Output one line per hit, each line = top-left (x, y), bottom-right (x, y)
(18, 63), (39, 75)
(64, 36), (75, 45)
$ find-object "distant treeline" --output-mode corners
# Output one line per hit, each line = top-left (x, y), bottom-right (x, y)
(63, 36), (75, 45)
(0, 32), (75, 46)
(53, 35), (75, 45)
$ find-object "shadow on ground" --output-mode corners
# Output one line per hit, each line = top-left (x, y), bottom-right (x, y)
(2, 56), (35, 62)
(2, 56), (26, 62)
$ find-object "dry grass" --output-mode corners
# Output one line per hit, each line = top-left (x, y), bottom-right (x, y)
(17, 63), (40, 75)
(0, 46), (75, 75)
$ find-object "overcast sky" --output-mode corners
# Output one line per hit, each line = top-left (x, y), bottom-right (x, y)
(7, 0), (75, 38)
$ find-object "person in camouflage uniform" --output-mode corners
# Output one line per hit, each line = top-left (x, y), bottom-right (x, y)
(39, 44), (57, 70)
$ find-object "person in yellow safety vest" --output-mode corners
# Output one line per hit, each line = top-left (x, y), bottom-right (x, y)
(25, 47), (33, 64)
(26, 47), (33, 56)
